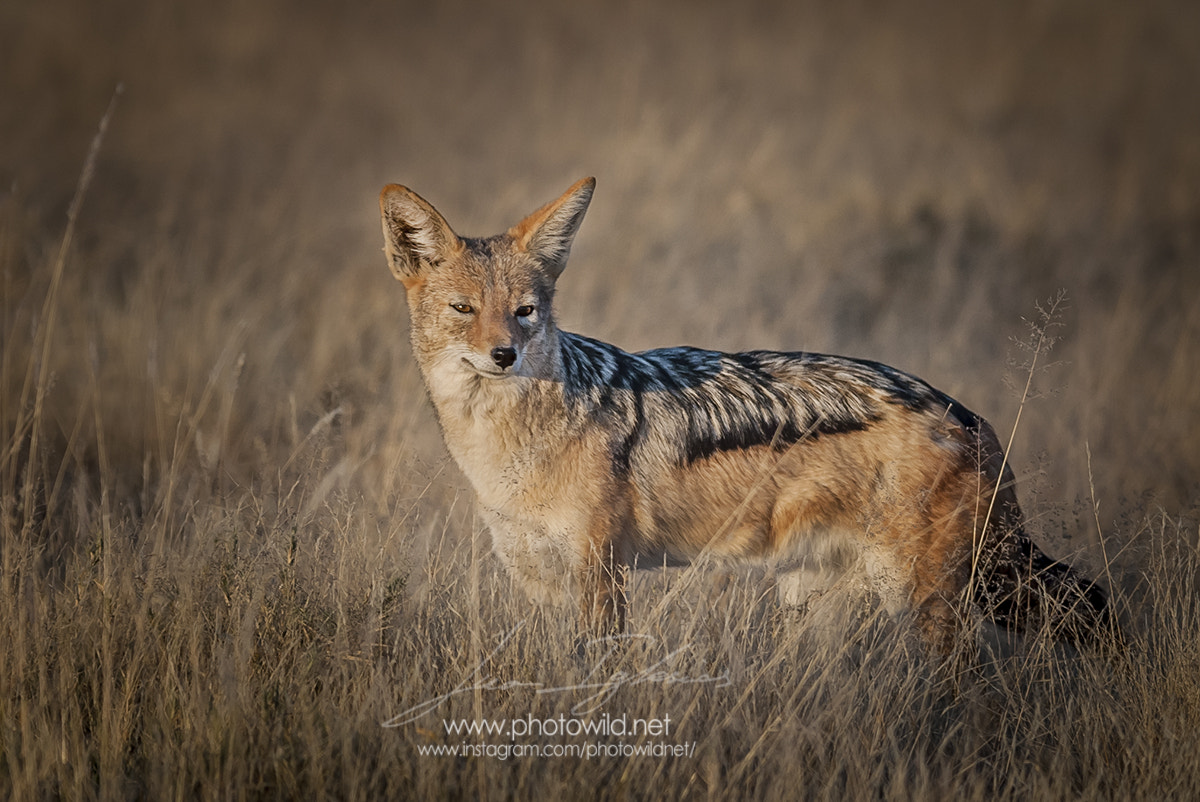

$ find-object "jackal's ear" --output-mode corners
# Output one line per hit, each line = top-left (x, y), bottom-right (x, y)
(508, 177), (595, 279)
(379, 184), (462, 285)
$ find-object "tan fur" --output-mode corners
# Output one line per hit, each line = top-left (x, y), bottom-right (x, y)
(379, 177), (1108, 654)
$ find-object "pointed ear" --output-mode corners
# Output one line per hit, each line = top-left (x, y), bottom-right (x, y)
(379, 184), (462, 285)
(507, 177), (595, 279)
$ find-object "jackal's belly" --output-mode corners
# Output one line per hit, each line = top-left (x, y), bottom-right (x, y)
(632, 479), (778, 564)
(627, 441), (879, 568)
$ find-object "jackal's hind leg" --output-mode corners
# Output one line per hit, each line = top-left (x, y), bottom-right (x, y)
(776, 565), (835, 611)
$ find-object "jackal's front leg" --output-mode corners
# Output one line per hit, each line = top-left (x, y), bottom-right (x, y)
(577, 491), (633, 636)
(579, 541), (628, 636)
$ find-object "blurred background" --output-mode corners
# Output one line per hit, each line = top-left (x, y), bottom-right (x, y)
(3, 0), (1198, 545)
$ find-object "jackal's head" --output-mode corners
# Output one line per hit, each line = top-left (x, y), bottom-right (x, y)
(380, 178), (594, 385)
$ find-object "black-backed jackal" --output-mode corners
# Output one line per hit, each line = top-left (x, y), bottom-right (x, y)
(379, 177), (1112, 654)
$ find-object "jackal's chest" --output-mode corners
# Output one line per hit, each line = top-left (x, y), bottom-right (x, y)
(425, 372), (605, 528)
(449, 437), (556, 510)
(437, 408), (570, 515)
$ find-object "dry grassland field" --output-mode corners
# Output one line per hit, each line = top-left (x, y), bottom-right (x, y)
(3, 0), (1200, 799)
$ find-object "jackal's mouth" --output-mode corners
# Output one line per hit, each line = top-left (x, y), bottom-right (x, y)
(461, 357), (512, 379)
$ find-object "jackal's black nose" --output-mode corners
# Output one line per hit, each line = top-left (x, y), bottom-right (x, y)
(491, 346), (517, 370)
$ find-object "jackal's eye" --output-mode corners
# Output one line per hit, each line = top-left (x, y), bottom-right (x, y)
(514, 305), (535, 318)
(450, 302), (474, 314)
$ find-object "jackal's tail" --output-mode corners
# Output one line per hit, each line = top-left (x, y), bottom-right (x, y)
(976, 534), (1119, 649)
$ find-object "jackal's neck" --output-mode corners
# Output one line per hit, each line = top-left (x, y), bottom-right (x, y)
(415, 330), (578, 502)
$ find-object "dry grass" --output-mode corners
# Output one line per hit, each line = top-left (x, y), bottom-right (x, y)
(3, 0), (1200, 798)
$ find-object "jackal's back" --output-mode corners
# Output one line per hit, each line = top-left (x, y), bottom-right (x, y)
(559, 332), (985, 473)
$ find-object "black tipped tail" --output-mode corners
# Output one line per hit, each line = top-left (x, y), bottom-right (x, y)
(977, 535), (1120, 650)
